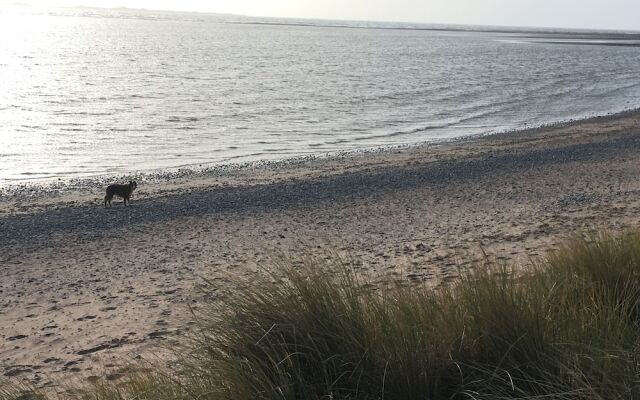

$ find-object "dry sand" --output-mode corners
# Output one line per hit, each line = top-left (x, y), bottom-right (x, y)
(2, 110), (640, 388)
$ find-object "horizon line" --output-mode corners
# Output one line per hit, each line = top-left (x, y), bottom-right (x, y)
(3, 1), (640, 35)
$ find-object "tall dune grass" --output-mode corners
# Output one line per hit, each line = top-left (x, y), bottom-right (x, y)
(4, 232), (640, 399)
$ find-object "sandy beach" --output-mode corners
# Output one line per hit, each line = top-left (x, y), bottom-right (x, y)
(2, 110), (640, 388)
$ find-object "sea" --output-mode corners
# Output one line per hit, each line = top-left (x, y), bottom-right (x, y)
(1, 5), (640, 183)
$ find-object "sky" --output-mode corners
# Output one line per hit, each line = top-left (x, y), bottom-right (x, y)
(3, 0), (640, 31)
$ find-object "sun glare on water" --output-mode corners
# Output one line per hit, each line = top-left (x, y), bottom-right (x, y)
(0, 8), (59, 180)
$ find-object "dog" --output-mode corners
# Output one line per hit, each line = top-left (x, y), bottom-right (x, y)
(104, 181), (137, 208)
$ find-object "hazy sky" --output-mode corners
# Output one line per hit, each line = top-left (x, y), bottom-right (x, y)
(5, 0), (640, 31)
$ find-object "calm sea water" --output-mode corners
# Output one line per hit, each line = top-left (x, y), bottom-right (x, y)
(1, 7), (640, 183)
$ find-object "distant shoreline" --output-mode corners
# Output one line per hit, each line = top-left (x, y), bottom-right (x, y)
(230, 20), (640, 39)
(6, 4), (640, 35)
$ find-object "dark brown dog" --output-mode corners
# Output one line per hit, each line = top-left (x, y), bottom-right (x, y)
(104, 181), (137, 208)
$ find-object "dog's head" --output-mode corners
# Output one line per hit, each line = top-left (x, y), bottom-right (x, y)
(129, 181), (138, 191)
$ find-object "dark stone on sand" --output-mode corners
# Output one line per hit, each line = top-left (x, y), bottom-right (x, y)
(77, 339), (122, 355)
(148, 330), (170, 339)
(4, 367), (32, 377)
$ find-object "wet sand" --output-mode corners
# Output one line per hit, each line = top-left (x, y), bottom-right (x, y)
(2, 110), (640, 388)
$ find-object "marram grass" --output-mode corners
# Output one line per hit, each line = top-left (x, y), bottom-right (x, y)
(5, 232), (640, 399)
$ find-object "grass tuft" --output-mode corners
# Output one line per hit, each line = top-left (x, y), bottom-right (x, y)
(5, 232), (640, 399)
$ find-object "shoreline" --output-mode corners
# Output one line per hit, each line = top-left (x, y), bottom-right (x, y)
(3, 109), (640, 388)
(2, 106), (639, 214)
